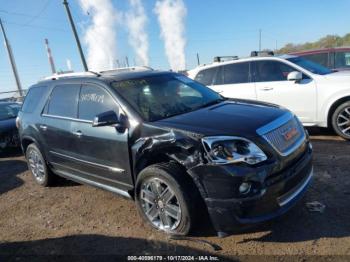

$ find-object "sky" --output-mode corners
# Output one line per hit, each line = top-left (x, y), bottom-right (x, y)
(0, 0), (350, 94)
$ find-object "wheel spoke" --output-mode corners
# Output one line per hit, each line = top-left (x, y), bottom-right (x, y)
(159, 211), (171, 228)
(345, 108), (350, 115)
(160, 187), (174, 203)
(141, 189), (156, 204)
(164, 204), (180, 220)
(339, 114), (350, 121)
(150, 181), (162, 195)
(146, 205), (159, 221)
(338, 121), (349, 127)
(341, 126), (350, 133)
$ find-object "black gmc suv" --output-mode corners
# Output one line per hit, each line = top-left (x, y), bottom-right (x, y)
(17, 70), (313, 236)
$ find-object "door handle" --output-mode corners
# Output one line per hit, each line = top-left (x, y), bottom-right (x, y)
(39, 125), (47, 131)
(260, 87), (274, 91)
(73, 130), (83, 137)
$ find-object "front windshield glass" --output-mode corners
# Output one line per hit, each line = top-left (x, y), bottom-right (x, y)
(111, 74), (224, 122)
(287, 56), (332, 75)
(0, 103), (21, 121)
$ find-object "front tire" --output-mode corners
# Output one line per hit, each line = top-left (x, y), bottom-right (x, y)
(26, 143), (53, 187)
(135, 163), (197, 235)
(332, 101), (350, 140)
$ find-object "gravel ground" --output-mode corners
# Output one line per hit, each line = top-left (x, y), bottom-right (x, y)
(0, 128), (349, 261)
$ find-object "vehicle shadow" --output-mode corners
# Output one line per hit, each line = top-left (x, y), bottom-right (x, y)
(0, 234), (236, 261)
(0, 159), (27, 195)
(0, 148), (23, 158)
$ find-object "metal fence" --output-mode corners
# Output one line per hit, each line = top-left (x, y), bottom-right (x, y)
(0, 89), (27, 103)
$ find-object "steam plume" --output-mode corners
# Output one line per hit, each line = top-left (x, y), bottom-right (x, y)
(154, 0), (187, 71)
(79, 0), (118, 71)
(126, 0), (149, 66)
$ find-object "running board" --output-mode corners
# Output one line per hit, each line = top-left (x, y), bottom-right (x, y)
(56, 170), (132, 199)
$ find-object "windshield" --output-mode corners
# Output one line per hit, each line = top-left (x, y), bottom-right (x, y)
(111, 74), (224, 122)
(287, 56), (332, 75)
(0, 103), (21, 121)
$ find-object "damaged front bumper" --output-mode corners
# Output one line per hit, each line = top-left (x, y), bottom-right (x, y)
(188, 143), (313, 235)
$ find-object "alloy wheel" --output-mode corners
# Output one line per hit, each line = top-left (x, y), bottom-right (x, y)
(140, 178), (182, 232)
(337, 107), (350, 137)
(28, 149), (45, 183)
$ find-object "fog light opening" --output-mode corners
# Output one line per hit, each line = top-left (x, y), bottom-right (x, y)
(239, 182), (252, 195)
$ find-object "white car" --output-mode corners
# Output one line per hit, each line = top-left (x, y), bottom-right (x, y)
(188, 54), (350, 140)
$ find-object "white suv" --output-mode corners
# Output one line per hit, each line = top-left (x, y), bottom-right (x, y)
(188, 54), (350, 140)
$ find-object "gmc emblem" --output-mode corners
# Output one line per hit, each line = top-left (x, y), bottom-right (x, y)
(282, 127), (299, 141)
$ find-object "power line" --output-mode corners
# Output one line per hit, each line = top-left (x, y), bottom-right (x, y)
(23, 0), (51, 26)
(2, 19), (67, 32)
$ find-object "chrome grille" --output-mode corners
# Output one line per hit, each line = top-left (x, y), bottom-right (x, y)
(260, 116), (306, 156)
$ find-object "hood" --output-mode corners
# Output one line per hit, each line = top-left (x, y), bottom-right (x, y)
(153, 100), (288, 138)
(323, 71), (350, 80)
(0, 118), (17, 133)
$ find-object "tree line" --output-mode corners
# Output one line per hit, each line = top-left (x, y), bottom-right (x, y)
(276, 33), (350, 54)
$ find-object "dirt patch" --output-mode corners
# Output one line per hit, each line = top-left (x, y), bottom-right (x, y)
(0, 130), (349, 260)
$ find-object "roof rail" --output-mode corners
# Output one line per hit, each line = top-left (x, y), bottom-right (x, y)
(213, 56), (239, 62)
(43, 71), (100, 80)
(250, 50), (274, 57)
(43, 66), (154, 81)
(99, 66), (153, 74)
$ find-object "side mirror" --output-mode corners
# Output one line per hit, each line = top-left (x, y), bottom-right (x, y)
(92, 110), (121, 127)
(287, 71), (303, 82)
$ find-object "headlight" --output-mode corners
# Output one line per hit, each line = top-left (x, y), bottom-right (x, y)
(202, 136), (267, 165)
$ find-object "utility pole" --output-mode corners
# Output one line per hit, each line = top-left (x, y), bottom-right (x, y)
(45, 38), (56, 74)
(196, 53), (200, 66)
(0, 18), (23, 97)
(259, 29), (262, 51)
(125, 56), (129, 67)
(63, 0), (88, 71)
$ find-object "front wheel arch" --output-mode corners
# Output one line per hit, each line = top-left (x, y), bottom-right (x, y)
(327, 96), (350, 128)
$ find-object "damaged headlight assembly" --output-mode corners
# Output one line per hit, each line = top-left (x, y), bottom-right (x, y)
(202, 136), (267, 165)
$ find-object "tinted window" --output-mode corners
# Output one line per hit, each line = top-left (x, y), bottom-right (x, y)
(303, 53), (329, 67)
(194, 67), (217, 86)
(335, 51), (350, 69)
(222, 62), (250, 84)
(22, 86), (46, 113)
(47, 85), (80, 118)
(254, 61), (297, 82)
(111, 74), (223, 122)
(0, 103), (21, 120)
(78, 85), (117, 121)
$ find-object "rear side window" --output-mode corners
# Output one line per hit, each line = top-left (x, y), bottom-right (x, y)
(78, 84), (117, 121)
(302, 53), (329, 67)
(47, 84), (80, 118)
(22, 86), (46, 113)
(222, 62), (250, 84)
(334, 51), (350, 68)
(194, 67), (217, 86)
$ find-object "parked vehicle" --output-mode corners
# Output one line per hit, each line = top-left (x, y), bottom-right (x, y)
(0, 101), (21, 151)
(188, 53), (350, 140)
(17, 70), (313, 236)
(290, 47), (350, 71)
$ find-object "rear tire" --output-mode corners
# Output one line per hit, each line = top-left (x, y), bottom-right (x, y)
(26, 143), (54, 187)
(332, 101), (350, 140)
(135, 163), (197, 235)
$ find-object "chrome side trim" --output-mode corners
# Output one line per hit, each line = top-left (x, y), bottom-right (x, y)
(256, 111), (294, 135)
(57, 170), (131, 198)
(277, 167), (313, 207)
(42, 114), (93, 124)
(50, 151), (125, 173)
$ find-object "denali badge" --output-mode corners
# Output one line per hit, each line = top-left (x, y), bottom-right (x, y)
(282, 127), (299, 141)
